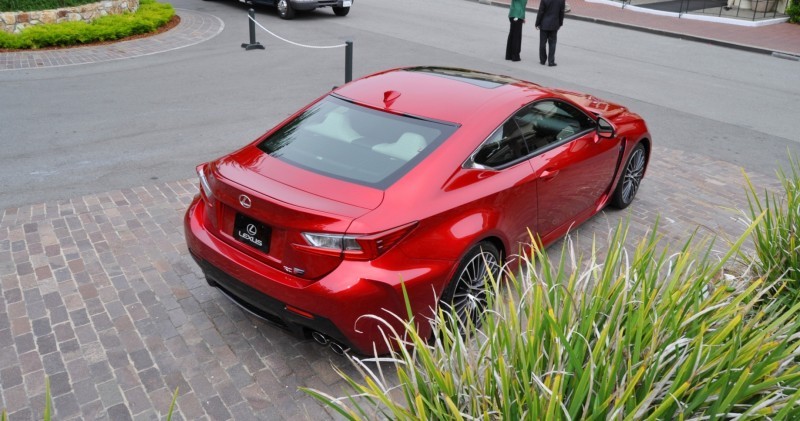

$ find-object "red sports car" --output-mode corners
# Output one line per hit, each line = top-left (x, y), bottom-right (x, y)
(184, 67), (651, 355)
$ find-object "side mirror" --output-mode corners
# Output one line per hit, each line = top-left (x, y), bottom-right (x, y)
(597, 117), (616, 139)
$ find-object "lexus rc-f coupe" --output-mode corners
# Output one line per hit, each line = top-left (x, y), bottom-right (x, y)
(185, 66), (651, 355)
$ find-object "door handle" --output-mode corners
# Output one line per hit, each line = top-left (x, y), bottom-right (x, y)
(540, 169), (560, 180)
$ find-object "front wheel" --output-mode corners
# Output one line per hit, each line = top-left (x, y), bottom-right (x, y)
(610, 143), (647, 209)
(277, 0), (295, 19)
(439, 242), (501, 335)
(332, 6), (350, 16)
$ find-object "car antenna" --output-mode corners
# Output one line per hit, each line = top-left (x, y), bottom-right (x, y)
(383, 90), (400, 108)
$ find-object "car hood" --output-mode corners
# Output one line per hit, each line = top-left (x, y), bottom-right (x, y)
(552, 89), (629, 120)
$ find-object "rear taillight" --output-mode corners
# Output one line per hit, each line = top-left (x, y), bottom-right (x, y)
(197, 164), (215, 206)
(296, 222), (418, 261)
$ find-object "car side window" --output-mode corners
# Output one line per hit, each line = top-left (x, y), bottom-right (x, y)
(522, 100), (597, 154)
(473, 111), (533, 168)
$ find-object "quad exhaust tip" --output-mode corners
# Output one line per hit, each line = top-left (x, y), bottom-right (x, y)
(311, 331), (329, 345)
(311, 331), (349, 355)
(329, 341), (348, 356)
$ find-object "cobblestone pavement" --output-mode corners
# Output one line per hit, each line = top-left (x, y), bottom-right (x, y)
(0, 9), (224, 71)
(0, 144), (782, 419)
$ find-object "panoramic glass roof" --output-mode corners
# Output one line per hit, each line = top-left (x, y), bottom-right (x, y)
(404, 66), (520, 89)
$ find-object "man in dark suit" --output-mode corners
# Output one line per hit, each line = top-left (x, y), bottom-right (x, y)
(535, 0), (565, 67)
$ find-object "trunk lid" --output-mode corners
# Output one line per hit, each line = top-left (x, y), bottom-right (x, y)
(207, 150), (382, 282)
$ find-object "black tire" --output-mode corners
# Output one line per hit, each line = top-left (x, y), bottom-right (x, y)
(277, 0), (295, 19)
(439, 242), (501, 335)
(610, 143), (647, 209)
(332, 6), (350, 16)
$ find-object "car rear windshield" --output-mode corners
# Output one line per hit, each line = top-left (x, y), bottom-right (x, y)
(257, 96), (458, 189)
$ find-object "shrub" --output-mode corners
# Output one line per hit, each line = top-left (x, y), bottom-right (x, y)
(0, 0), (173, 49)
(787, 0), (800, 24)
(305, 219), (800, 419)
(0, 0), (96, 12)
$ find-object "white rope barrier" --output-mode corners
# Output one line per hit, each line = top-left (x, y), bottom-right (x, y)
(248, 15), (347, 49)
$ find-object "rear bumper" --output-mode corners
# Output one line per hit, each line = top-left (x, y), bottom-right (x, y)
(188, 249), (352, 346)
(184, 196), (453, 355)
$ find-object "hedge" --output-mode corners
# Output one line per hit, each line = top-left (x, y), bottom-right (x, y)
(1, 0), (97, 12)
(0, 0), (173, 49)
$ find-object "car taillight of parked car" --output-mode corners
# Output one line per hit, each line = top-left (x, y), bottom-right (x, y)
(197, 164), (216, 206)
(295, 222), (417, 261)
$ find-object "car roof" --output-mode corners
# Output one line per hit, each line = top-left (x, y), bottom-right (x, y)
(333, 67), (553, 124)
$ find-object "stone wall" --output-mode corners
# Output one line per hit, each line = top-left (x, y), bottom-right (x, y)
(0, 0), (139, 34)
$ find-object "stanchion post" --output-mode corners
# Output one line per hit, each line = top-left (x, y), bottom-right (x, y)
(345, 41), (353, 83)
(241, 9), (265, 50)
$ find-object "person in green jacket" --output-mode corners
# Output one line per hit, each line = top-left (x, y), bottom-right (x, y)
(506, 0), (528, 62)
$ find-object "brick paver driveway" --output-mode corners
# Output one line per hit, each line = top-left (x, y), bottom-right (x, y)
(0, 143), (781, 419)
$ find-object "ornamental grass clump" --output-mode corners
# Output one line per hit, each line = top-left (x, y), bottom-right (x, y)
(744, 154), (800, 303)
(305, 221), (800, 419)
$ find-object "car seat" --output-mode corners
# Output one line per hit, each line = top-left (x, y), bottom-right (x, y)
(372, 132), (427, 161)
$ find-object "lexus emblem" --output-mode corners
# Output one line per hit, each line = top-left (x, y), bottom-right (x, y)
(246, 223), (257, 236)
(239, 194), (252, 209)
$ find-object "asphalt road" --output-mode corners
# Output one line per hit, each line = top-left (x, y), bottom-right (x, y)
(1, 0), (798, 210)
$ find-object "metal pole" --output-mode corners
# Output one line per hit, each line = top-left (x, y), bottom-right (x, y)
(241, 9), (265, 50)
(249, 9), (257, 45)
(345, 41), (353, 83)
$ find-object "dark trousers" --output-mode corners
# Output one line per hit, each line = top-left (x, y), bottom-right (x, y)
(506, 18), (523, 61)
(539, 29), (558, 64)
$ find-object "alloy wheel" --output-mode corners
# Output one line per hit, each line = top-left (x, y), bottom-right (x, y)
(450, 248), (500, 330)
(621, 147), (646, 205)
(277, 0), (288, 17)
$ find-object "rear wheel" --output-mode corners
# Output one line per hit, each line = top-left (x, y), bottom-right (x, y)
(439, 242), (501, 335)
(277, 0), (295, 19)
(332, 6), (350, 16)
(610, 143), (647, 209)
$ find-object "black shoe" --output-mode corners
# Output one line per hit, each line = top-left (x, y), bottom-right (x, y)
(548, 63), (557, 67)
(540, 61), (546, 65)
(511, 57), (521, 62)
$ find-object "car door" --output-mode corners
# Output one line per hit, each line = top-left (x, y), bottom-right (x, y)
(523, 100), (620, 239)
(470, 110), (539, 248)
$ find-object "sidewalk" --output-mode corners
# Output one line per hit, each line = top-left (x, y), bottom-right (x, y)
(486, 0), (800, 58)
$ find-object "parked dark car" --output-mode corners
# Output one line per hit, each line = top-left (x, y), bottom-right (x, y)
(245, 0), (352, 19)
